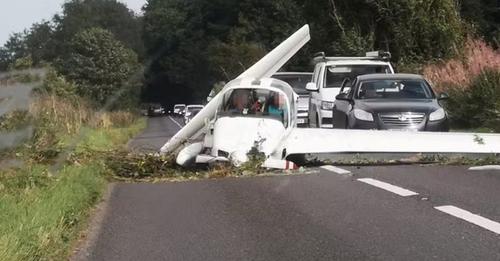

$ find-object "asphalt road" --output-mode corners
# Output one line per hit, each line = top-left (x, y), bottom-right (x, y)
(127, 115), (184, 152)
(80, 116), (500, 261)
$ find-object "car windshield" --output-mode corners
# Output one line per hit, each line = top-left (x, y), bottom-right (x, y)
(218, 88), (289, 126)
(187, 106), (203, 112)
(356, 79), (434, 99)
(191, 109), (202, 115)
(325, 65), (391, 88)
(272, 74), (312, 94)
(175, 105), (185, 110)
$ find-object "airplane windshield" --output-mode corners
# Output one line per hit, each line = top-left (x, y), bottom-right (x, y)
(218, 88), (289, 126)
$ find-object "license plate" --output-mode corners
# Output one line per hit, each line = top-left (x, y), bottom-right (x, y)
(297, 119), (306, 124)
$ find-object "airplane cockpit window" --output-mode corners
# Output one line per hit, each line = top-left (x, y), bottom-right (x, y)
(218, 88), (289, 127)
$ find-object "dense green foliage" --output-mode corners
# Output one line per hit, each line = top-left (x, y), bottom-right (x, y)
(141, 0), (472, 103)
(0, 0), (143, 108)
(446, 70), (500, 131)
(0, 0), (498, 107)
(460, 0), (500, 47)
(56, 28), (140, 107)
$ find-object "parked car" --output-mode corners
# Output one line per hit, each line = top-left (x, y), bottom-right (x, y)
(332, 73), (449, 131)
(184, 105), (204, 124)
(173, 104), (186, 116)
(147, 104), (165, 117)
(272, 72), (313, 127)
(306, 51), (395, 128)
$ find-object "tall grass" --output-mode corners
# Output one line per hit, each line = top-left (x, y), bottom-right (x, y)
(423, 38), (500, 92)
(27, 95), (138, 154)
(0, 86), (145, 260)
(0, 164), (106, 261)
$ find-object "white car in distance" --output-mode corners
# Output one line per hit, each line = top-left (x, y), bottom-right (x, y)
(173, 104), (186, 116)
(184, 105), (204, 124)
(306, 51), (395, 128)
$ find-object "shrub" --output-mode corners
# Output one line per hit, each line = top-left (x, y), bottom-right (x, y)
(423, 38), (500, 93)
(445, 69), (500, 131)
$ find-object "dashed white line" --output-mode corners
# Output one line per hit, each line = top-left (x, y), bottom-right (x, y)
(320, 165), (351, 175)
(468, 165), (500, 171)
(435, 205), (500, 235)
(357, 178), (419, 197)
(168, 116), (184, 129)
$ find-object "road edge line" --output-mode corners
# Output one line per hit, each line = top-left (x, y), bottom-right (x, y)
(168, 116), (184, 129)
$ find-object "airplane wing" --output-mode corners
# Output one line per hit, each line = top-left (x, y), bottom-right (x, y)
(160, 25), (310, 154)
(284, 128), (500, 155)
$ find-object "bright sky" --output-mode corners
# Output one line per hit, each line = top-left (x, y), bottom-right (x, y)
(0, 0), (146, 45)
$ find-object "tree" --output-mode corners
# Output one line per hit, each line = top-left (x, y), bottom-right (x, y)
(25, 21), (58, 66)
(53, 0), (144, 58)
(0, 32), (28, 70)
(460, 0), (500, 47)
(57, 28), (140, 107)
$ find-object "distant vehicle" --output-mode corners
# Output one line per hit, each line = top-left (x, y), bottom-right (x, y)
(184, 105), (204, 124)
(272, 72), (313, 126)
(332, 73), (449, 131)
(307, 51), (395, 128)
(147, 104), (165, 117)
(173, 104), (186, 116)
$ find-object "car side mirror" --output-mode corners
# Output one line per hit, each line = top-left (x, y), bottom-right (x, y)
(306, 82), (318, 92)
(335, 93), (352, 101)
(438, 93), (449, 100)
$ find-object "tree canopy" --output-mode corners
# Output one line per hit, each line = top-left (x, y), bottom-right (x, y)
(0, 0), (498, 107)
(57, 28), (140, 107)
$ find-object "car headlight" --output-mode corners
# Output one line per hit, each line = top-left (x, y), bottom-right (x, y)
(353, 109), (374, 122)
(185, 112), (191, 117)
(321, 101), (335, 110)
(429, 108), (446, 121)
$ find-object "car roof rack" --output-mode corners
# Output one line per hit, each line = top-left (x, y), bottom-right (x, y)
(312, 51), (392, 64)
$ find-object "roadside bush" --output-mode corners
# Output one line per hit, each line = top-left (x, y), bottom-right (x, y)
(423, 38), (500, 93)
(445, 69), (500, 131)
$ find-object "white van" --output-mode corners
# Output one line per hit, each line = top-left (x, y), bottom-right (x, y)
(306, 51), (395, 128)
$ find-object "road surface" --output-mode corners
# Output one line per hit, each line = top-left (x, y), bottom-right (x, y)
(78, 116), (500, 261)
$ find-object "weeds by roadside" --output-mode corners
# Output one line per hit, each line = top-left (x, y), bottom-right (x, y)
(0, 68), (145, 260)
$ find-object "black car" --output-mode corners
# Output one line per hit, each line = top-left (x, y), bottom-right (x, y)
(332, 74), (449, 131)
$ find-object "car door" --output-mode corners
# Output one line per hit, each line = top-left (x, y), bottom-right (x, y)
(308, 63), (323, 126)
(333, 79), (356, 128)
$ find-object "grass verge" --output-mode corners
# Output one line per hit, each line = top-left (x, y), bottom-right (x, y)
(0, 118), (145, 261)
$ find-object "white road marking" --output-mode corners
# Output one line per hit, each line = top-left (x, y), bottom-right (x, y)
(320, 165), (351, 175)
(357, 178), (419, 197)
(435, 205), (500, 235)
(168, 116), (184, 129)
(468, 165), (500, 171)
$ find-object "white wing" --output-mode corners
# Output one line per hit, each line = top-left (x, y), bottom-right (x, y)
(285, 128), (500, 155)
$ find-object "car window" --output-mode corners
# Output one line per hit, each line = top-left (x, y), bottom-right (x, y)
(272, 74), (312, 94)
(356, 79), (433, 99)
(325, 65), (391, 88)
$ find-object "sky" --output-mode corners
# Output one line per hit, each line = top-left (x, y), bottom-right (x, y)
(0, 0), (146, 45)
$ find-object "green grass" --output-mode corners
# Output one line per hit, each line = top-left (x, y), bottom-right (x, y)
(0, 118), (145, 261)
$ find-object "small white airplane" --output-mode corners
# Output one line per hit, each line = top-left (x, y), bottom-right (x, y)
(161, 25), (500, 169)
